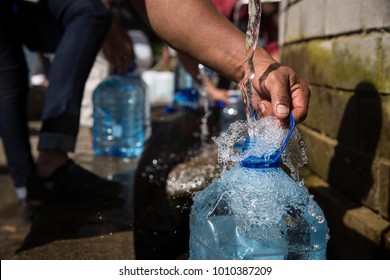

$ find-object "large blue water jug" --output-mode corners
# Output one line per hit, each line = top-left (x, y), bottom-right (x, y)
(189, 116), (330, 260)
(92, 66), (151, 158)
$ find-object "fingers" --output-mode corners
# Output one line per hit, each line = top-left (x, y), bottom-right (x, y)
(254, 65), (310, 125)
(289, 80), (311, 123)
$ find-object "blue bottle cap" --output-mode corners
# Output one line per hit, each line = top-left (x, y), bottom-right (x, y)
(240, 115), (296, 168)
(111, 63), (137, 75)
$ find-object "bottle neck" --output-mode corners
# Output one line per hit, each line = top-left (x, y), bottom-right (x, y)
(240, 155), (280, 168)
(240, 115), (296, 169)
(240, 137), (281, 169)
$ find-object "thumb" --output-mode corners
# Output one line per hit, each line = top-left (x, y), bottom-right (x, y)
(267, 72), (290, 120)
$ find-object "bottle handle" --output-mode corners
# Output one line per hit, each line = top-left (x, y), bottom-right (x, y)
(270, 114), (296, 164)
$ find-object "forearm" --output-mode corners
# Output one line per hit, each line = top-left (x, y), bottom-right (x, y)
(130, 0), (275, 83)
(176, 52), (200, 83)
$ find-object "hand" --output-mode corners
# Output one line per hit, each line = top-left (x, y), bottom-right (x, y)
(103, 16), (135, 75)
(251, 58), (311, 126)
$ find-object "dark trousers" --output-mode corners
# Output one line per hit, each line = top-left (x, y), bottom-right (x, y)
(0, 0), (111, 188)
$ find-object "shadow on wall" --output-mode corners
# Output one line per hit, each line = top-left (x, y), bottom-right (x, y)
(318, 81), (389, 259)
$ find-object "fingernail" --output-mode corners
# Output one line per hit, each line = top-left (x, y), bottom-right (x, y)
(276, 104), (289, 115)
(259, 103), (266, 113)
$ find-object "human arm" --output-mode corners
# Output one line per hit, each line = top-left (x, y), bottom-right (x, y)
(129, 0), (310, 124)
(102, 0), (135, 74)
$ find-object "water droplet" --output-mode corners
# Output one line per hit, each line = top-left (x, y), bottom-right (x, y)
(152, 159), (158, 165)
(316, 215), (325, 224)
(312, 244), (321, 250)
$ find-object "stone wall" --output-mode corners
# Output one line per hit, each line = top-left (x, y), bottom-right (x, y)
(279, 0), (390, 259)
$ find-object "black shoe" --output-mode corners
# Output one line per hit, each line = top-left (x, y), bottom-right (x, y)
(18, 198), (41, 223)
(26, 159), (124, 203)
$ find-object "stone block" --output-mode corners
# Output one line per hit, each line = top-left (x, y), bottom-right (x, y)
(342, 207), (389, 246)
(362, 0), (390, 29)
(359, 93), (390, 159)
(0, 139), (6, 166)
(325, 0), (363, 36)
(299, 124), (382, 213)
(279, 0), (290, 12)
(304, 86), (389, 160)
(354, 89), (384, 154)
(380, 34), (390, 93)
(278, 9), (287, 45)
(306, 39), (334, 85)
(378, 159), (390, 219)
(301, 0), (325, 38)
(282, 43), (308, 79)
(378, 96), (390, 159)
(385, 231), (390, 251)
(304, 177), (390, 259)
(326, 143), (380, 212)
(333, 34), (380, 91)
(304, 87), (356, 141)
(285, 0), (302, 42)
(298, 125), (335, 182)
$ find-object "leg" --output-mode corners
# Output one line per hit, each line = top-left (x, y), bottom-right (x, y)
(15, 0), (123, 202)
(0, 1), (34, 198)
(18, 0), (111, 177)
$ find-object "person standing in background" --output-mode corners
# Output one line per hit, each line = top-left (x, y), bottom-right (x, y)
(0, 0), (132, 207)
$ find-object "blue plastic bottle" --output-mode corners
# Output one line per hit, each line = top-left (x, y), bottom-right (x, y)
(189, 116), (330, 260)
(92, 66), (150, 158)
(172, 62), (199, 110)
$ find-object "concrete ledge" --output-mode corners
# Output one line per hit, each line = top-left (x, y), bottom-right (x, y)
(301, 167), (390, 259)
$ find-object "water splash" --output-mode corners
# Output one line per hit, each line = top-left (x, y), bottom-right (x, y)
(213, 116), (309, 185)
(166, 144), (221, 198)
(166, 65), (219, 199)
(215, 0), (308, 183)
(198, 64), (211, 147)
(282, 129), (308, 182)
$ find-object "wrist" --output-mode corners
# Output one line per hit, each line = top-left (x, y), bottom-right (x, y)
(252, 47), (278, 76)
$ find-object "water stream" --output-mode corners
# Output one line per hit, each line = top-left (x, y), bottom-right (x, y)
(213, 0), (308, 183)
(239, 0), (262, 136)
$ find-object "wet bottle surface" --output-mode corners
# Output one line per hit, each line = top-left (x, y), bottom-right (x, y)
(189, 118), (330, 260)
(92, 68), (150, 158)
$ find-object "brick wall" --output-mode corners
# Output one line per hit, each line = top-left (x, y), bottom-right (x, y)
(279, 0), (390, 259)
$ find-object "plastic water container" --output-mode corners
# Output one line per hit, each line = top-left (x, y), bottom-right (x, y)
(171, 62), (199, 110)
(189, 116), (330, 260)
(92, 66), (151, 158)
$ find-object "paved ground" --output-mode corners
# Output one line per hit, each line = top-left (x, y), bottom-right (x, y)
(0, 122), (137, 260)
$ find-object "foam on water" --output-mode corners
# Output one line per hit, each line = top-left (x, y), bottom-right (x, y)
(213, 116), (305, 179)
(189, 160), (329, 260)
(189, 115), (330, 260)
